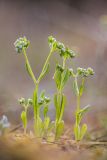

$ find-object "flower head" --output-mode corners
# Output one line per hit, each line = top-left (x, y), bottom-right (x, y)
(18, 97), (26, 105)
(60, 47), (76, 59)
(18, 97), (33, 106)
(77, 67), (94, 77)
(48, 36), (76, 59)
(14, 36), (30, 53)
(87, 67), (94, 75)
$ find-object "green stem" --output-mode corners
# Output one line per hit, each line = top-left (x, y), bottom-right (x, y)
(33, 83), (39, 120)
(24, 106), (28, 135)
(74, 76), (81, 141)
(38, 47), (53, 82)
(23, 49), (37, 85)
(77, 95), (80, 112)
(62, 57), (66, 69)
(74, 76), (80, 111)
(56, 90), (62, 122)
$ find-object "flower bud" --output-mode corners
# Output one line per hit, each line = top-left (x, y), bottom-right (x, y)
(60, 47), (76, 59)
(14, 36), (30, 53)
(77, 67), (84, 75)
(56, 42), (65, 50)
(87, 67), (94, 75)
(56, 64), (64, 72)
(69, 68), (74, 76)
(44, 97), (51, 103)
(18, 98), (25, 105)
(28, 98), (33, 105)
(48, 36), (56, 44)
(77, 67), (94, 77)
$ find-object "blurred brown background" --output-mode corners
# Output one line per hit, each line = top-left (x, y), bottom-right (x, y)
(0, 0), (107, 128)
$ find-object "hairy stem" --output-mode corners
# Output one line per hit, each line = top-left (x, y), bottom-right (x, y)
(23, 49), (37, 85)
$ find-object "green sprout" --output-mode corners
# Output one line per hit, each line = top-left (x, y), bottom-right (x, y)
(19, 98), (32, 134)
(38, 91), (53, 137)
(70, 67), (94, 141)
(14, 36), (55, 137)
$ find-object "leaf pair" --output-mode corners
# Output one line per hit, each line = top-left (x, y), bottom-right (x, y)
(74, 105), (91, 141)
(74, 123), (87, 141)
(76, 105), (91, 124)
(54, 94), (66, 139)
(54, 67), (70, 91)
(54, 94), (66, 122)
(73, 78), (85, 96)
(55, 120), (64, 139)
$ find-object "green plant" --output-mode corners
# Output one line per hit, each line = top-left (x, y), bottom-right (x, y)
(70, 67), (94, 141)
(19, 98), (32, 134)
(14, 36), (55, 137)
(48, 36), (76, 139)
(14, 36), (94, 141)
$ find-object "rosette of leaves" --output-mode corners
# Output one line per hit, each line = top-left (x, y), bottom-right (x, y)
(71, 67), (94, 141)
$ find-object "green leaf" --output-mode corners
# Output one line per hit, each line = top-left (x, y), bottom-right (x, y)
(25, 63), (33, 78)
(79, 84), (84, 96)
(54, 94), (60, 120)
(79, 105), (91, 118)
(58, 95), (66, 122)
(39, 63), (50, 81)
(48, 121), (55, 132)
(74, 125), (80, 141)
(43, 105), (48, 118)
(55, 121), (64, 139)
(21, 111), (27, 129)
(54, 69), (62, 90)
(33, 88), (38, 108)
(34, 117), (43, 137)
(76, 112), (81, 125)
(73, 80), (79, 96)
(80, 124), (87, 140)
(79, 78), (85, 96)
(40, 90), (45, 99)
(60, 69), (70, 90)
(44, 117), (50, 130)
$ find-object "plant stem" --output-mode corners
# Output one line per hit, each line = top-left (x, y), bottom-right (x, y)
(23, 49), (37, 85)
(33, 83), (39, 119)
(62, 57), (66, 69)
(24, 106), (28, 135)
(74, 76), (80, 111)
(77, 95), (80, 112)
(74, 76), (81, 140)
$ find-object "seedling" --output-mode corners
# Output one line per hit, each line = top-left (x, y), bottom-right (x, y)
(70, 67), (94, 141)
(19, 98), (32, 134)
